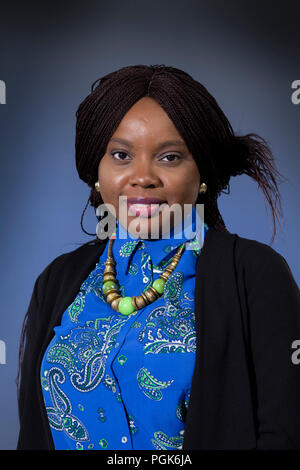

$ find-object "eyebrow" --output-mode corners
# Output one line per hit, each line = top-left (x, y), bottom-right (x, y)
(109, 137), (187, 150)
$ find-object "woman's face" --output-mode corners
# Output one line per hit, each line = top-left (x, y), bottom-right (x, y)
(98, 97), (201, 238)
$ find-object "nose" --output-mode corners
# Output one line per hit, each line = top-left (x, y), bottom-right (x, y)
(128, 157), (161, 188)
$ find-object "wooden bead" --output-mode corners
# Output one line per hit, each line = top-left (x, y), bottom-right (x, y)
(106, 291), (121, 303)
(111, 296), (122, 311)
(144, 288), (158, 303)
(103, 273), (117, 282)
(135, 296), (147, 309)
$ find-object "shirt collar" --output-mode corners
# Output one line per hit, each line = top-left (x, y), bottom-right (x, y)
(112, 204), (209, 272)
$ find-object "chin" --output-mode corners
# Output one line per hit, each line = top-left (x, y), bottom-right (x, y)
(133, 214), (176, 240)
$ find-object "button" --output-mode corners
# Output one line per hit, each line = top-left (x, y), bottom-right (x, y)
(121, 436), (127, 443)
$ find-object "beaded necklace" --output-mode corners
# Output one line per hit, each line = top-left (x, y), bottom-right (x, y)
(102, 230), (186, 315)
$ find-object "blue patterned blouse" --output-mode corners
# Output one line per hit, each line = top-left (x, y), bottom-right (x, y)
(40, 205), (209, 450)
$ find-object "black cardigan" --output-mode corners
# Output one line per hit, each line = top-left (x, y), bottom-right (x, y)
(17, 227), (300, 450)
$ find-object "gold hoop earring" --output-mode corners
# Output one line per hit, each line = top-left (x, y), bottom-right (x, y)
(199, 182), (207, 194)
(95, 181), (100, 192)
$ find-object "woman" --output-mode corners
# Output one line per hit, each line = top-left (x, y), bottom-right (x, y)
(17, 64), (300, 450)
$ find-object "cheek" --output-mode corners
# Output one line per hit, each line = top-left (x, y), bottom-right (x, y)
(98, 157), (119, 201)
(184, 163), (201, 191)
(164, 166), (200, 199)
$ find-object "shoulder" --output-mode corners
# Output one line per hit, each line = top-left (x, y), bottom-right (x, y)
(207, 227), (295, 285)
(36, 238), (107, 292)
(205, 226), (285, 267)
(230, 233), (299, 298)
(233, 232), (290, 275)
(50, 238), (105, 268)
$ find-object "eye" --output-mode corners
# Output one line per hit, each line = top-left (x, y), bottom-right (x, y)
(111, 151), (130, 161)
(160, 154), (182, 162)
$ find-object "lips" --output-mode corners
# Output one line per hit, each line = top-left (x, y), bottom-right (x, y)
(126, 197), (167, 218)
(127, 197), (166, 205)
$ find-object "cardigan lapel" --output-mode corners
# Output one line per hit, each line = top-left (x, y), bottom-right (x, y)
(182, 227), (257, 450)
(37, 239), (109, 449)
(43, 239), (109, 352)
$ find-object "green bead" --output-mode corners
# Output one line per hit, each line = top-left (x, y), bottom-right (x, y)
(118, 297), (135, 315)
(102, 280), (119, 294)
(152, 278), (165, 294)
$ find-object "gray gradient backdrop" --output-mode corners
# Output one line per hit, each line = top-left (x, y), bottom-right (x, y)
(0, 0), (299, 449)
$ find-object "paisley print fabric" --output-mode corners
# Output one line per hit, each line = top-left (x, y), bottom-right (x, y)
(40, 204), (209, 450)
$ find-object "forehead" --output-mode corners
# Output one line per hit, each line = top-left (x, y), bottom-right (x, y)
(110, 97), (185, 144)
